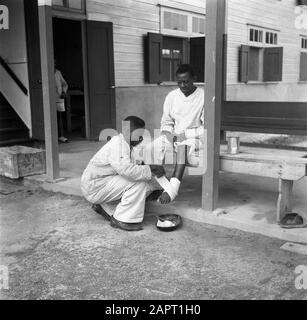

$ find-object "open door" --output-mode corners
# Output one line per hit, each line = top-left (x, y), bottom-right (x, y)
(24, 0), (45, 140)
(86, 21), (116, 140)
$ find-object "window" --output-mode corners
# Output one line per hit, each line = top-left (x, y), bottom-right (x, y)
(265, 31), (278, 45)
(162, 37), (184, 81)
(192, 17), (205, 35)
(302, 37), (307, 50)
(249, 28), (263, 44)
(52, 0), (85, 12)
(161, 7), (205, 36)
(146, 33), (205, 83)
(240, 26), (282, 82)
(300, 37), (307, 80)
(164, 11), (188, 32)
(248, 26), (279, 46)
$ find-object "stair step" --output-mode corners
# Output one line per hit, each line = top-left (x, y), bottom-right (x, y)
(0, 138), (33, 148)
(0, 108), (16, 118)
(0, 127), (26, 133)
(0, 131), (29, 143)
(0, 93), (30, 145)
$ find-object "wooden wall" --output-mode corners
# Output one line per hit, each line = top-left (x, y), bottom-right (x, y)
(86, 0), (206, 87)
(226, 0), (307, 102)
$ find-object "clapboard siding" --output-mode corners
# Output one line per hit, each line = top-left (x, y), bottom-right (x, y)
(87, 0), (205, 87)
(227, 0), (307, 102)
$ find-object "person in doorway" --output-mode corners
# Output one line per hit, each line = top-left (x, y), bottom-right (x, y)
(54, 60), (69, 143)
(80, 116), (165, 232)
(143, 64), (205, 205)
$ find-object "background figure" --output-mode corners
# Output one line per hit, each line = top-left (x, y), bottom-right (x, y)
(54, 61), (69, 143)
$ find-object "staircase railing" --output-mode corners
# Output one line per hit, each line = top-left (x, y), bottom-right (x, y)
(0, 56), (28, 96)
(0, 56), (31, 129)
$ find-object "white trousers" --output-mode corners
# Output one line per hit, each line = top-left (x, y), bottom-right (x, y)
(84, 175), (158, 223)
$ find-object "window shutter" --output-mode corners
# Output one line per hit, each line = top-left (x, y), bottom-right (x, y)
(190, 37), (205, 82)
(239, 45), (250, 83)
(146, 33), (163, 84)
(300, 52), (307, 81)
(263, 47), (283, 82)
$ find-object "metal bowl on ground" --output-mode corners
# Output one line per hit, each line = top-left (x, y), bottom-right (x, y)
(156, 214), (182, 232)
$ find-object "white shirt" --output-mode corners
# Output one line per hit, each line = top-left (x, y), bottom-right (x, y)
(160, 87), (204, 139)
(81, 134), (152, 196)
(54, 69), (68, 102)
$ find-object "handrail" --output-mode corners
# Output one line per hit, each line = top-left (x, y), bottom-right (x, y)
(0, 56), (28, 95)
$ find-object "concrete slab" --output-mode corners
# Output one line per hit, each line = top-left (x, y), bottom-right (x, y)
(23, 140), (307, 244)
(281, 243), (307, 256)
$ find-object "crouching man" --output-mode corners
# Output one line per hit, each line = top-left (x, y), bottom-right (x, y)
(80, 116), (165, 232)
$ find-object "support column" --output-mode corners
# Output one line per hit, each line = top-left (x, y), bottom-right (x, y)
(38, 0), (60, 180)
(202, 0), (227, 211)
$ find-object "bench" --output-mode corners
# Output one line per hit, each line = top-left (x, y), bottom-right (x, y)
(187, 145), (307, 222)
(219, 146), (307, 222)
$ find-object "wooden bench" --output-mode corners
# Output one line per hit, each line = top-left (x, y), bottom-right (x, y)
(187, 145), (307, 221)
(219, 146), (307, 222)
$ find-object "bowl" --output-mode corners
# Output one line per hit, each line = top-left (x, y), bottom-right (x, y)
(156, 214), (182, 232)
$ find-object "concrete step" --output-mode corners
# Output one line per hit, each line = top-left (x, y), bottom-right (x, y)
(0, 116), (20, 128)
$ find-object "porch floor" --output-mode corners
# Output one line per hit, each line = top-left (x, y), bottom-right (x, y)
(24, 140), (307, 244)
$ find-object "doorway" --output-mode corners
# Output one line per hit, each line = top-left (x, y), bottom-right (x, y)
(53, 17), (86, 140)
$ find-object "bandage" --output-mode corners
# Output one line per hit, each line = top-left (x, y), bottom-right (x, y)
(155, 176), (181, 202)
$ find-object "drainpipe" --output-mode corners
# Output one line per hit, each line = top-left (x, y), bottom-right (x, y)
(202, 0), (227, 211)
(37, 0), (60, 180)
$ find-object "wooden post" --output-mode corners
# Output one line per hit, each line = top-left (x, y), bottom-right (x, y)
(277, 178), (293, 223)
(202, 0), (226, 211)
(38, 1), (60, 180)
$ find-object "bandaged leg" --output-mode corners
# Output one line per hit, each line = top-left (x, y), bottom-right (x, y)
(155, 176), (181, 202)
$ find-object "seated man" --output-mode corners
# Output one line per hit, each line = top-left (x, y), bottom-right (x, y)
(80, 116), (165, 232)
(143, 64), (205, 205)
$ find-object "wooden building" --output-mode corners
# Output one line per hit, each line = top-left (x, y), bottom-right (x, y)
(0, 0), (307, 201)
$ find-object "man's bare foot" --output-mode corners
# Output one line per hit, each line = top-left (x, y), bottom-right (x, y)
(158, 191), (171, 204)
(146, 190), (163, 202)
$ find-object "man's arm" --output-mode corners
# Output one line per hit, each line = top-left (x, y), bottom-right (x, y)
(59, 71), (69, 94)
(160, 94), (175, 140)
(108, 138), (164, 181)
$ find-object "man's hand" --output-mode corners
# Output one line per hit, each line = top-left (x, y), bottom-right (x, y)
(174, 132), (186, 143)
(149, 165), (165, 178)
(161, 131), (173, 144)
(162, 131), (186, 144)
(158, 191), (171, 204)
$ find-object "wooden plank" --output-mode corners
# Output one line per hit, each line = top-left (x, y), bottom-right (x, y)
(277, 179), (293, 222)
(202, 0), (226, 211)
(38, 4), (60, 180)
(220, 158), (306, 180)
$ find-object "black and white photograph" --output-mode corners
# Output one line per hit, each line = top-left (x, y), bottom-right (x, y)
(1, 0), (307, 305)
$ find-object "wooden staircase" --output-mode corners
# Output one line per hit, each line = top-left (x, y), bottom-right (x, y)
(0, 93), (31, 147)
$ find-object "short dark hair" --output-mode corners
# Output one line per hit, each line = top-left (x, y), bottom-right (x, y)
(176, 64), (195, 78)
(124, 116), (145, 129)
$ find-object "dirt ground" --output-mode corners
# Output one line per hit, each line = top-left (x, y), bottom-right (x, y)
(1, 179), (307, 300)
